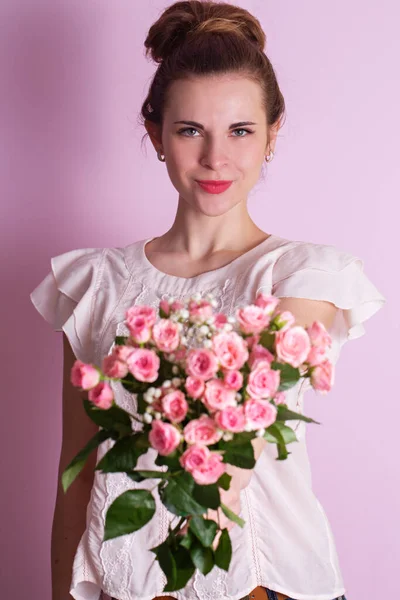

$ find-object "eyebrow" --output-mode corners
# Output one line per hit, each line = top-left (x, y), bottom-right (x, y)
(173, 120), (257, 129)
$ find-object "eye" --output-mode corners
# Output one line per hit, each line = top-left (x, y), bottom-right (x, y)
(177, 127), (200, 137)
(231, 128), (253, 137)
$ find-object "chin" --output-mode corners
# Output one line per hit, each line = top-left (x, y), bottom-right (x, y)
(194, 196), (240, 217)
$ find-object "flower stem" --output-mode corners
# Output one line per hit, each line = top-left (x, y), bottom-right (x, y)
(171, 516), (186, 536)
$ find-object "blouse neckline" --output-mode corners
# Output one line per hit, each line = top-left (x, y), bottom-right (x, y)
(139, 234), (278, 283)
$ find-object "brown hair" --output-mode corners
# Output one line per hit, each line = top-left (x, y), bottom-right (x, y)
(140, 0), (286, 139)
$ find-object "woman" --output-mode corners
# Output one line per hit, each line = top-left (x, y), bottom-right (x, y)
(30, 2), (385, 599)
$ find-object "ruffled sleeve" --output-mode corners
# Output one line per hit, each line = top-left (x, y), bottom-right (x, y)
(272, 242), (386, 341)
(30, 247), (105, 364)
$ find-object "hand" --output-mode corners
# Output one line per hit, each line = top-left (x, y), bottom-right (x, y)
(176, 473), (243, 550)
(207, 476), (242, 531)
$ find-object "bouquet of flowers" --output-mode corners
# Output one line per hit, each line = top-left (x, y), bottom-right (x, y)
(63, 291), (334, 592)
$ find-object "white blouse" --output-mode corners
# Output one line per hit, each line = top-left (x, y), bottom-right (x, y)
(30, 234), (385, 600)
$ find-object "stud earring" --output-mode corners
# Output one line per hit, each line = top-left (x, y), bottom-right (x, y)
(265, 150), (274, 163)
(157, 149), (166, 162)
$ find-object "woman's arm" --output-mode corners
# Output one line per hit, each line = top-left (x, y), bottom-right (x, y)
(51, 334), (99, 600)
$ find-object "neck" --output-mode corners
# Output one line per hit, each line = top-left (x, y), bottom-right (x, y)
(157, 195), (269, 260)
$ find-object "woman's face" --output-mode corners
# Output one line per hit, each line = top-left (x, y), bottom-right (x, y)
(147, 74), (275, 217)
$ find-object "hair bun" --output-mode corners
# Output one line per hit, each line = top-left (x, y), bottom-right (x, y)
(144, 0), (266, 63)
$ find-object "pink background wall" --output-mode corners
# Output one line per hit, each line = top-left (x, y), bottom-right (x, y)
(1, 1), (398, 598)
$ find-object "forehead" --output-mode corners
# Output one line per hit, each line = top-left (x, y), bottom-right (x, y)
(164, 74), (265, 123)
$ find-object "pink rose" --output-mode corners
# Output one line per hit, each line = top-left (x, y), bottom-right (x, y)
(180, 445), (226, 485)
(248, 344), (274, 369)
(88, 381), (114, 409)
(102, 345), (136, 379)
(161, 390), (188, 423)
(307, 321), (332, 350)
(191, 451), (226, 485)
(183, 414), (223, 445)
(214, 405), (246, 432)
(255, 292), (280, 314)
(236, 305), (271, 334)
(152, 319), (181, 353)
(179, 443), (209, 472)
(188, 299), (213, 323)
(126, 315), (152, 344)
(273, 391), (287, 405)
(160, 299), (170, 316)
(311, 359), (334, 394)
(186, 348), (219, 381)
(171, 300), (185, 312)
(212, 331), (249, 371)
(203, 378), (237, 412)
(305, 322), (332, 366)
(246, 360), (280, 399)
(185, 376), (205, 399)
(71, 360), (100, 390)
(114, 344), (137, 362)
(246, 334), (261, 350)
(102, 354), (128, 379)
(126, 348), (160, 382)
(223, 369), (243, 391)
(214, 313), (228, 329)
(275, 326), (311, 368)
(244, 398), (277, 430)
(126, 305), (157, 328)
(172, 347), (188, 364)
(149, 419), (181, 456)
(273, 310), (296, 331)
(306, 346), (327, 367)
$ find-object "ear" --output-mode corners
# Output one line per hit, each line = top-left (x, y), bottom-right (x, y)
(266, 117), (283, 155)
(144, 120), (163, 153)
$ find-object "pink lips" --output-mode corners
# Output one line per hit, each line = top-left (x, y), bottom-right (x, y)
(196, 180), (233, 194)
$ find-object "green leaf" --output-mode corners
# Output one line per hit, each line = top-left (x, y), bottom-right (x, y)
(221, 441), (255, 469)
(160, 472), (207, 517)
(259, 331), (275, 351)
(151, 540), (176, 584)
(103, 489), (155, 541)
(164, 546), (195, 591)
(83, 398), (132, 435)
(214, 528), (232, 571)
(189, 516), (218, 547)
(95, 433), (149, 473)
(136, 393), (148, 414)
(217, 473), (232, 491)
(271, 361), (301, 391)
(61, 429), (112, 493)
(190, 543), (214, 576)
(193, 483), (220, 509)
(119, 371), (147, 394)
(114, 336), (127, 346)
(159, 307), (169, 319)
(220, 502), (245, 528)
(276, 405), (320, 425)
(155, 451), (182, 472)
(126, 469), (170, 483)
(265, 421), (298, 445)
(179, 530), (194, 550)
(229, 431), (255, 445)
(264, 423), (291, 460)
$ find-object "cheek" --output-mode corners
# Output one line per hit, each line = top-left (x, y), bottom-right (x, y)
(167, 139), (196, 166)
(232, 141), (265, 172)
(165, 144), (198, 185)
(239, 154), (261, 171)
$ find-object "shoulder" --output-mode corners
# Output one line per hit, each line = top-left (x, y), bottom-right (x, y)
(271, 237), (359, 286)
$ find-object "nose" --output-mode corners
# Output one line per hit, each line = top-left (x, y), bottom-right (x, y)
(199, 136), (229, 172)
